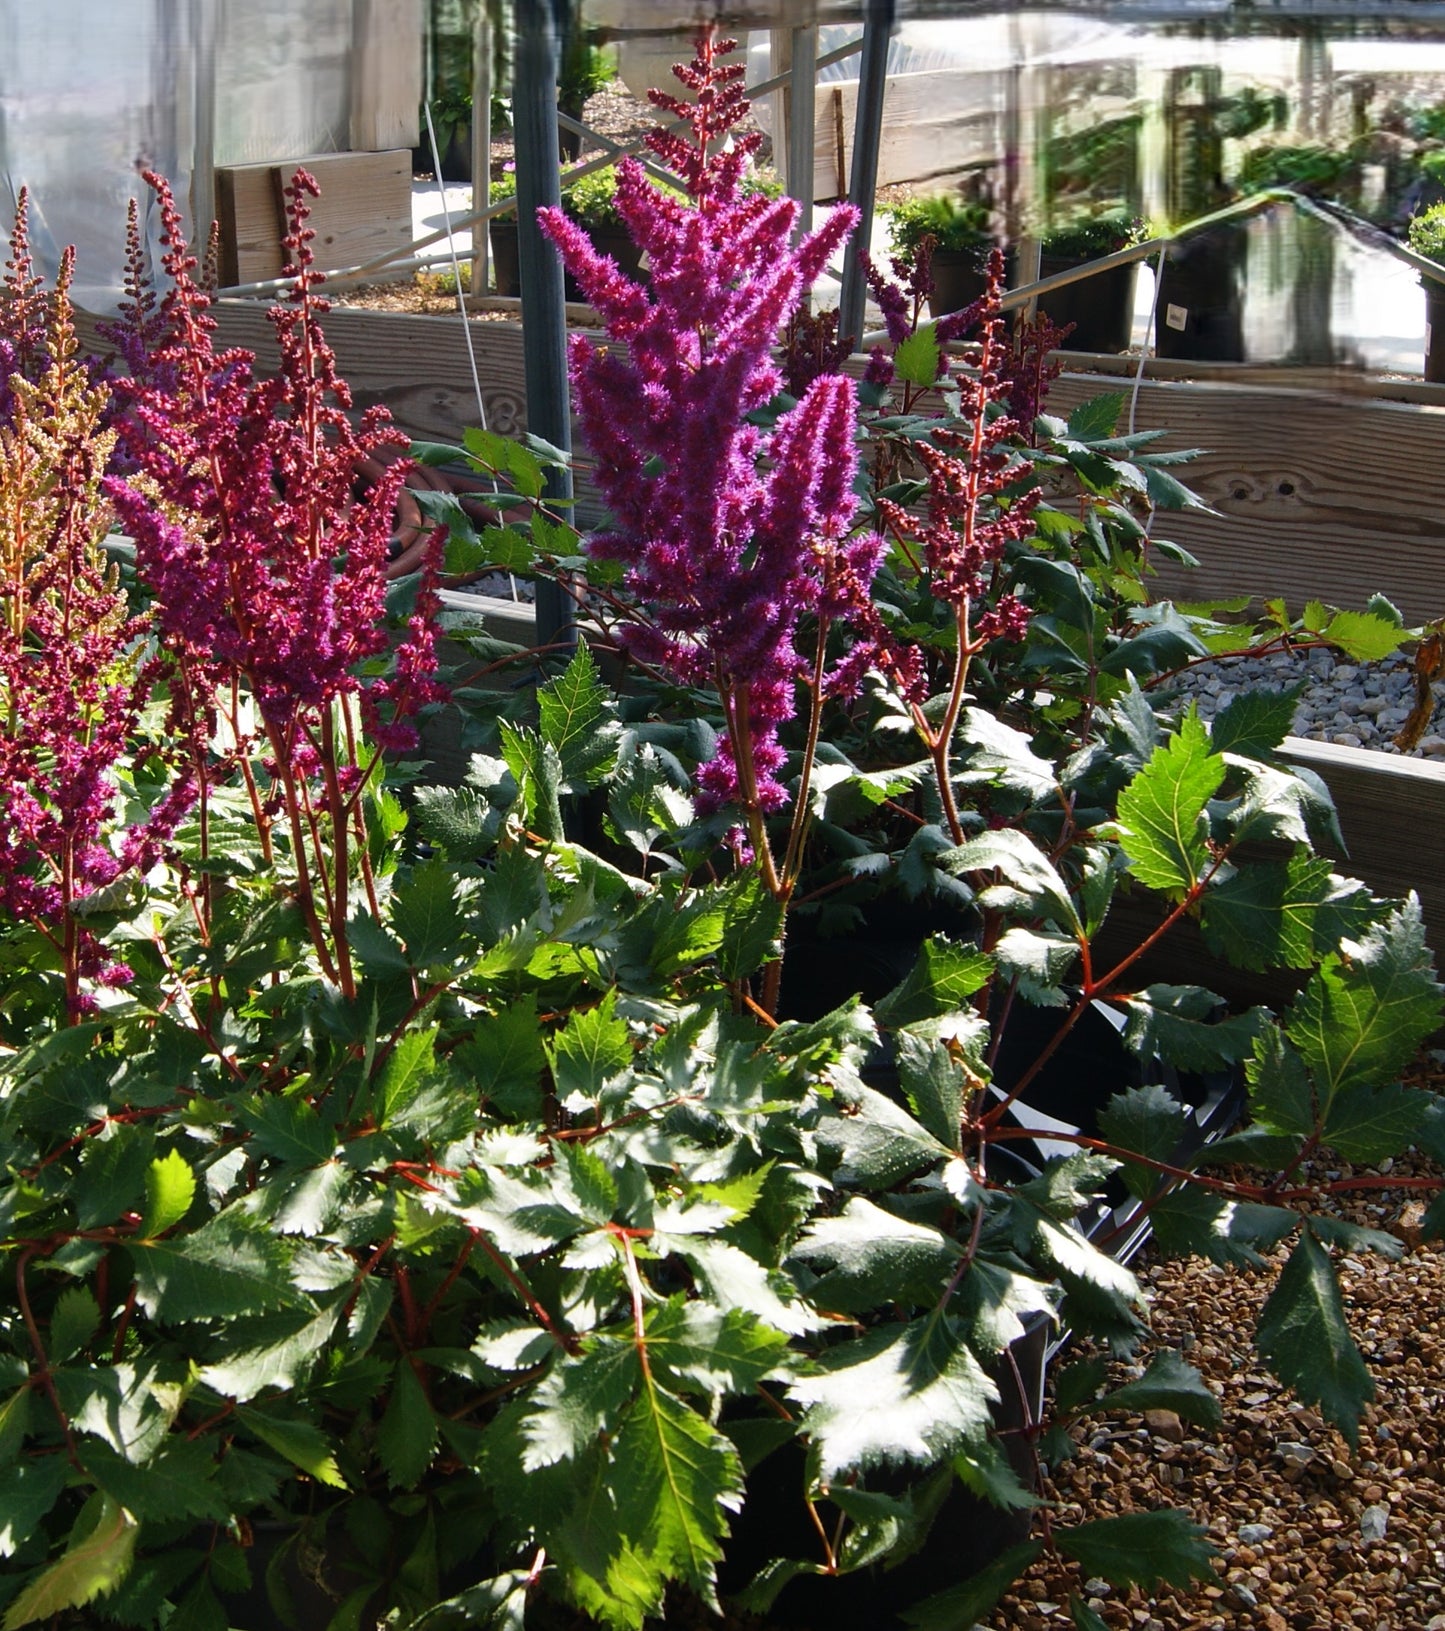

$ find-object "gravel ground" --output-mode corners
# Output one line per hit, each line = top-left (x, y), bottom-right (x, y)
(1169, 648), (1445, 760)
(985, 1114), (1445, 1631)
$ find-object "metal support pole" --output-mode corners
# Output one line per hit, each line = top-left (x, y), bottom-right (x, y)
(837, 0), (894, 352)
(513, 0), (575, 648)
(789, 24), (817, 240)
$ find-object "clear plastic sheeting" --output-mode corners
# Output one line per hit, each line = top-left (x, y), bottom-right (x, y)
(213, 0), (354, 166)
(0, 0), (202, 311)
(0, 0), (366, 311)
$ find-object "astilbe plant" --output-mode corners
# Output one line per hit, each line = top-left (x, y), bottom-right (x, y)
(0, 230), (188, 1024)
(538, 33), (889, 913)
(105, 171), (443, 996)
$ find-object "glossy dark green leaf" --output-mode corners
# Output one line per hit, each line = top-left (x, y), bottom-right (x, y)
(1256, 1228), (1372, 1447)
(1057, 1507), (1215, 1588)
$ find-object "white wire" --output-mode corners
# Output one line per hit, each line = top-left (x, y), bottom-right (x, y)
(421, 100), (519, 603)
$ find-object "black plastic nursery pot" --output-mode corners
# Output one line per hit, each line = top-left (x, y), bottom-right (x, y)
(927, 247), (990, 320)
(491, 218), (645, 302)
(1037, 254), (1138, 353)
(1154, 227), (1247, 363)
(751, 916), (1243, 1627)
(490, 217), (520, 296)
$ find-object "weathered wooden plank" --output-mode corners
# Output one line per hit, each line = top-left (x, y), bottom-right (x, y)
(181, 304), (1445, 625)
(351, 0), (424, 153)
(215, 151), (415, 288)
(1048, 370), (1445, 626)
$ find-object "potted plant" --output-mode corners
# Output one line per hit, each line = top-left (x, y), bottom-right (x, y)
(1037, 208), (1146, 352)
(1, 52), (1439, 1631)
(882, 191), (996, 316)
(1154, 75), (1283, 363)
(486, 165), (520, 295)
(1409, 200), (1445, 381)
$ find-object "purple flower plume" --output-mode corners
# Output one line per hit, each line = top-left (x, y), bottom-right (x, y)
(539, 32), (870, 815)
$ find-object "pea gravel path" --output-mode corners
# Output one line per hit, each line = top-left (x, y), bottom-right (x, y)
(985, 1143), (1445, 1630)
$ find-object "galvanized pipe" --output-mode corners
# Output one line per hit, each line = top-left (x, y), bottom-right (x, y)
(513, 0), (574, 648)
(837, 0), (894, 351)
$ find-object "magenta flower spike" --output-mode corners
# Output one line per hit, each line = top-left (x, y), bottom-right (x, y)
(538, 32), (868, 822)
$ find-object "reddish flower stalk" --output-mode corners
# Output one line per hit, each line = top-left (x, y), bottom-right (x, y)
(0, 242), (190, 1023)
(874, 252), (1038, 843)
(106, 171), (444, 995)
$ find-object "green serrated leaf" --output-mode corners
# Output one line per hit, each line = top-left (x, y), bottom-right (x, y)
(455, 999), (546, 1119)
(892, 1026), (974, 1148)
(1322, 609), (1411, 663)
(1053, 1355), (1109, 1414)
(894, 322), (942, 387)
(375, 1027), (443, 1128)
(378, 1359), (439, 1489)
(198, 1302), (341, 1402)
(1095, 1350), (1222, 1428)
(81, 1437), (230, 1524)
(236, 1408), (346, 1487)
(715, 871), (785, 981)
(76, 1124), (155, 1230)
(790, 1317), (996, 1480)
(521, 1340), (637, 1470)
(550, 990), (632, 1105)
(1057, 1507), (1214, 1589)
(538, 640), (616, 789)
(790, 1197), (959, 1314)
(1120, 986), (1263, 1073)
(1321, 1081), (1430, 1164)
(131, 1214), (301, 1323)
(410, 783), (503, 861)
(1256, 1228), (1372, 1447)
(1201, 852), (1336, 973)
(3, 1495), (138, 1629)
(499, 722), (565, 841)
(900, 1540), (1041, 1630)
(391, 860), (466, 970)
(1246, 1024), (1317, 1136)
(1097, 1082), (1186, 1200)
(645, 1301), (791, 1398)
(1066, 392), (1124, 441)
(0, 1457), (69, 1559)
(1208, 685), (1303, 760)
(876, 936), (994, 1029)
(1116, 708), (1225, 895)
(139, 1148), (196, 1239)
(938, 828), (1080, 932)
(1286, 897), (1442, 1114)
(48, 1286), (100, 1364)
(238, 1094), (335, 1166)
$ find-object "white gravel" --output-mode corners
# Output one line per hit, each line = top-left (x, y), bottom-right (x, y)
(1167, 647), (1445, 758)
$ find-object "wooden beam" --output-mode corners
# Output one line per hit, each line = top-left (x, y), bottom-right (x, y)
(214, 150), (414, 287)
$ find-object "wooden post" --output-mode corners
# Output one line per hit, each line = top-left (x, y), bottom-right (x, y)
(471, 4), (492, 296)
(790, 23), (818, 235)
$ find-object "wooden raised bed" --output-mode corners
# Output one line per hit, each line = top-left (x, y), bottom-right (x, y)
(76, 300), (1445, 957)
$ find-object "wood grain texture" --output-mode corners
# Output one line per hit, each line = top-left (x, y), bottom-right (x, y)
(1047, 370), (1445, 626)
(350, 0), (423, 152)
(214, 151), (415, 288)
(66, 292), (1445, 970)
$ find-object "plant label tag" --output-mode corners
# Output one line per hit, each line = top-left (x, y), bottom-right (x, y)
(1165, 303), (1188, 332)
